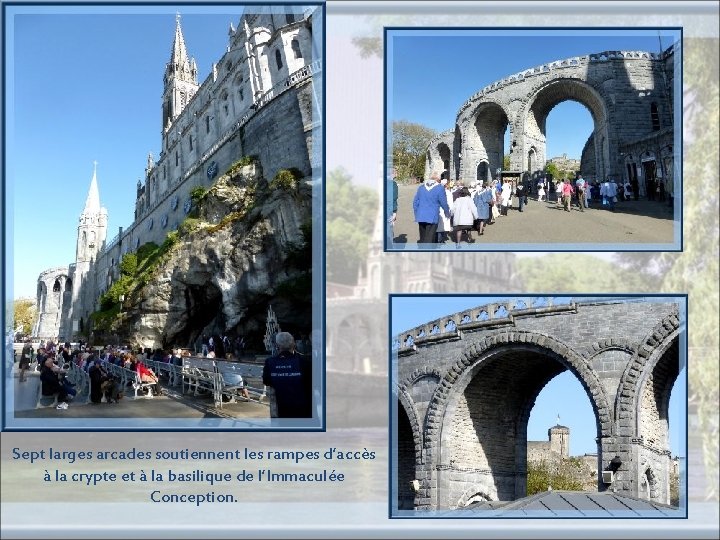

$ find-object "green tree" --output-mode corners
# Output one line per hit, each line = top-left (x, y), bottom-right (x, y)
(13, 298), (36, 335)
(503, 154), (511, 170)
(527, 460), (585, 495)
(517, 254), (645, 292)
(326, 168), (378, 284)
(544, 162), (559, 180)
(119, 253), (138, 276)
(392, 120), (436, 182)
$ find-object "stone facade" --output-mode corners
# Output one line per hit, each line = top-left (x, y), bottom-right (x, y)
(425, 47), (677, 187)
(34, 8), (321, 341)
(394, 297), (682, 509)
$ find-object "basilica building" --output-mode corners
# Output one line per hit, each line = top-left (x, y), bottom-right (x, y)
(34, 8), (321, 341)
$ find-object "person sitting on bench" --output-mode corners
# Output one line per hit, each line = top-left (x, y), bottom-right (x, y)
(40, 355), (70, 410)
(136, 362), (162, 396)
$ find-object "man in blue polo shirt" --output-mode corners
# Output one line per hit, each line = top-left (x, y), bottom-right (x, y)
(263, 332), (312, 418)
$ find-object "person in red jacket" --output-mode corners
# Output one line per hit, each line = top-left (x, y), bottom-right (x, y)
(136, 362), (162, 396)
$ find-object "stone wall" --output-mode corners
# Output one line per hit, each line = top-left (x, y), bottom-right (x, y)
(395, 298), (682, 509)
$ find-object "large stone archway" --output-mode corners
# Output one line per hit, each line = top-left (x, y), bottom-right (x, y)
(417, 330), (611, 508)
(517, 78), (609, 179)
(615, 311), (682, 504)
(394, 297), (684, 510)
(429, 48), (676, 185)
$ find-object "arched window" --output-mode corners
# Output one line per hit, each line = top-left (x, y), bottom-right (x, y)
(206, 116), (211, 133)
(285, 13), (295, 25)
(291, 39), (302, 59)
(275, 49), (283, 70)
(651, 102), (661, 131)
(189, 136), (193, 151)
(175, 152), (179, 166)
(53, 279), (61, 292)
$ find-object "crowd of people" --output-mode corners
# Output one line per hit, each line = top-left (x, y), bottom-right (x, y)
(15, 332), (315, 418)
(392, 167), (669, 246)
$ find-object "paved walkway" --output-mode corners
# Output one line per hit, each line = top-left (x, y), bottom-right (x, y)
(10, 364), (269, 419)
(392, 184), (675, 246)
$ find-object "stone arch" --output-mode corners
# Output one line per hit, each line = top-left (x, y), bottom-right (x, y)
(520, 78), (609, 178)
(583, 337), (637, 360)
(524, 78), (608, 134)
(38, 281), (47, 313)
(397, 389), (423, 510)
(457, 487), (493, 508)
(423, 330), (612, 505)
(464, 101), (510, 180)
(614, 310), (681, 430)
(425, 130), (454, 180)
(436, 143), (451, 178)
(527, 146), (537, 173)
(397, 386), (424, 463)
(476, 160), (489, 182)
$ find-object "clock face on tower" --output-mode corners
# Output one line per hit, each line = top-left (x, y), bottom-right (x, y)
(184, 198), (192, 214)
(171, 195), (179, 211)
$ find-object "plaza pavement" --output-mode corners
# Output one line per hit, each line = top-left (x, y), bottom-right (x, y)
(392, 184), (675, 246)
(10, 365), (269, 419)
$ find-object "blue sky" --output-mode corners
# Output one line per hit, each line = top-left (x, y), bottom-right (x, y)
(388, 29), (678, 160)
(391, 296), (685, 456)
(6, 5), (294, 300)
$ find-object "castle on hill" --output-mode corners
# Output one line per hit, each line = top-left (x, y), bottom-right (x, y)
(33, 8), (320, 341)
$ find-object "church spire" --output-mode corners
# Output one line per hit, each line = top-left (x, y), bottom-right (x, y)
(82, 161), (100, 214)
(162, 13), (199, 130)
(165, 13), (197, 85)
(171, 14), (189, 71)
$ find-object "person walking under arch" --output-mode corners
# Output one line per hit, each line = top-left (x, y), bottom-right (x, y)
(451, 187), (478, 247)
(412, 171), (450, 245)
(560, 179), (574, 212)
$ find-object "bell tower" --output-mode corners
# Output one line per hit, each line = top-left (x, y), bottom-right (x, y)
(72, 162), (108, 333)
(76, 161), (108, 264)
(162, 13), (199, 131)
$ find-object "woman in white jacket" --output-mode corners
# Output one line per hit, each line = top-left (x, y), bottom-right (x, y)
(436, 178), (453, 242)
(451, 186), (478, 247)
(500, 180), (512, 215)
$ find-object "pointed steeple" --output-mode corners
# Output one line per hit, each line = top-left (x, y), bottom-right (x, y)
(165, 13), (197, 85)
(83, 161), (100, 213)
(162, 13), (199, 130)
(171, 14), (189, 69)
